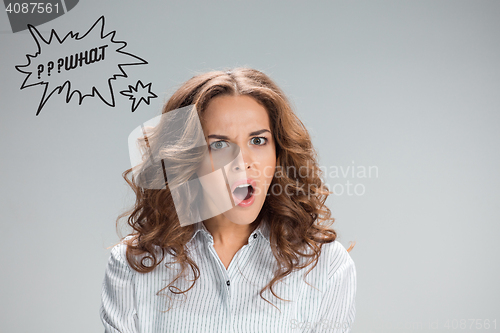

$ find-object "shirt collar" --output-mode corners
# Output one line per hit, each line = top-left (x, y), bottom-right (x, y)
(187, 218), (270, 245)
(253, 218), (270, 243)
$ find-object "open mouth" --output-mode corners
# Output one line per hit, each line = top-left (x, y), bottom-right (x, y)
(230, 179), (257, 207)
(233, 183), (254, 201)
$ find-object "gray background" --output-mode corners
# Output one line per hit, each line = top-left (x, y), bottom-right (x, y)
(1, 1), (499, 332)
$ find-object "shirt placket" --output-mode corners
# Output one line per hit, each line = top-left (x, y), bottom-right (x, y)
(205, 232), (259, 333)
(205, 238), (231, 333)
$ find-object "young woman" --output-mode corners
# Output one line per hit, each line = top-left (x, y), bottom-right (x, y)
(100, 68), (356, 332)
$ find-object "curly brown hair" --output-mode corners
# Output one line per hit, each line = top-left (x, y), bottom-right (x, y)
(117, 68), (353, 311)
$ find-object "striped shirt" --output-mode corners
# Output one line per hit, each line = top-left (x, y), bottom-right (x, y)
(100, 221), (356, 332)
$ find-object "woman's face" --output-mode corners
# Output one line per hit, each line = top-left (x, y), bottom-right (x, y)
(196, 95), (276, 225)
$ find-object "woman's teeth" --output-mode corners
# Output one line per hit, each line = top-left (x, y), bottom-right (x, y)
(233, 184), (253, 201)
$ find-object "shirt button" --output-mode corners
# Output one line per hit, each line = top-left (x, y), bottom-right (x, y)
(253, 233), (257, 239)
(226, 280), (230, 286)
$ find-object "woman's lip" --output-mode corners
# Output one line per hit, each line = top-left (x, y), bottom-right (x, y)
(230, 178), (257, 193)
(237, 191), (255, 207)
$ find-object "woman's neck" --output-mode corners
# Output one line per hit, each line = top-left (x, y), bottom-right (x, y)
(203, 215), (260, 248)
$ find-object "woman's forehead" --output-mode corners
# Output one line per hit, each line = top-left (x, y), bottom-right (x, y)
(202, 95), (271, 134)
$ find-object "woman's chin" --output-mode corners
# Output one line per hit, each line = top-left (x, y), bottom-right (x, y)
(222, 200), (263, 225)
(222, 211), (257, 225)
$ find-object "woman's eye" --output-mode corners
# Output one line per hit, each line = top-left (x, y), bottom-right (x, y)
(210, 141), (229, 150)
(250, 137), (267, 146)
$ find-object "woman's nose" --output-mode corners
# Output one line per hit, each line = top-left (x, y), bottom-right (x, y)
(232, 150), (252, 172)
(234, 162), (250, 171)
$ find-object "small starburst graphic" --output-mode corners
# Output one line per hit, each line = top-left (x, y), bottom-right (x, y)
(120, 80), (158, 112)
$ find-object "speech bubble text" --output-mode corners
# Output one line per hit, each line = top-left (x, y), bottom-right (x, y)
(36, 45), (108, 78)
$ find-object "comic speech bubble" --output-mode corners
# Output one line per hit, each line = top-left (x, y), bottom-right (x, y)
(15, 16), (148, 116)
(120, 80), (158, 112)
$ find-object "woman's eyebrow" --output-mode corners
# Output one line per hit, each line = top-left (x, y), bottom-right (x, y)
(249, 129), (271, 136)
(207, 129), (271, 140)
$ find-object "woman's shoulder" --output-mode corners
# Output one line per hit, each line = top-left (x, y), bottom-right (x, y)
(320, 240), (356, 280)
(107, 235), (135, 270)
(108, 235), (166, 271)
